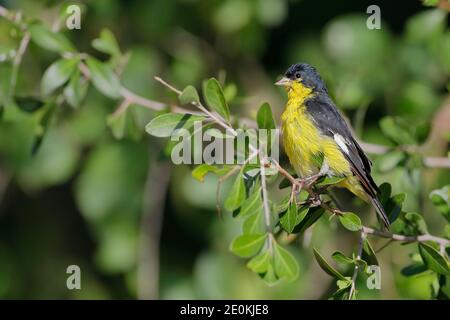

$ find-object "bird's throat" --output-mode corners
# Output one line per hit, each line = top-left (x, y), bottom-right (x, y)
(286, 82), (314, 110)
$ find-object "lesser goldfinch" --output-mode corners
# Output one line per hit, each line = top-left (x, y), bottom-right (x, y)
(276, 63), (390, 228)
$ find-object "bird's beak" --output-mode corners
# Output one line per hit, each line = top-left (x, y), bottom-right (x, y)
(274, 76), (291, 87)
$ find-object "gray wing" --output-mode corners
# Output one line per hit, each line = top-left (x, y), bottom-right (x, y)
(305, 95), (390, 228)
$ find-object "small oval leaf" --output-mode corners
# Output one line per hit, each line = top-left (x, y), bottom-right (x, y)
(313, 248), (347, 280)
(418, 243), (450, 276)
(86, 57), (120, 99)
(179, 85), (200, 105)
(247, 250), (270, 274)
(29, 24), (74, 53)
(230, 233), (266, 258)
(339, 212), (362, 231)
(257, 102), (275, 130)
(41, 58), (78, 96)
(224, 172), (246, 211)
(145, 113), (205, 138)
(273, 243), (299, 282)
(202, 78), (230, 121)
(332, 251), (355, 265)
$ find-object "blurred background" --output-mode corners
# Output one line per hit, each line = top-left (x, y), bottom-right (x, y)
(0, 0), (449, 299)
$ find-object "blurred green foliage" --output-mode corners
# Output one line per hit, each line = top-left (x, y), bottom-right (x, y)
(0, 0), (449, 299)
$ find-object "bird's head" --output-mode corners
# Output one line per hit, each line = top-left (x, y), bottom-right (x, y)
(275, 63), (327, 95)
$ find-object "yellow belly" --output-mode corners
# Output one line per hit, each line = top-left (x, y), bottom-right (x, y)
(281, 105), (351, 177)
(281, 102), (368, 201)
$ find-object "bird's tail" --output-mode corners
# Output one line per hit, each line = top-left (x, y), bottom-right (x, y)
(369, 196), (390, 230)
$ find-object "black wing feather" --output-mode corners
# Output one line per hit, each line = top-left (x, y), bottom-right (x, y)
(305, 94), (390, 228)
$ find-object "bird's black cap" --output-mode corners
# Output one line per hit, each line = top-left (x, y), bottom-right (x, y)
(284, 63), (328, 92)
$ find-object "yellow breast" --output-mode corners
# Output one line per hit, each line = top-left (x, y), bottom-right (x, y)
(281, 82), (351, 178)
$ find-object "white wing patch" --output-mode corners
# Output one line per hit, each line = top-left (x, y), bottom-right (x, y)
(334, 133), (350, 155)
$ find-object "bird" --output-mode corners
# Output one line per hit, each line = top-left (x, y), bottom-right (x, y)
(275, 63), (390, 229)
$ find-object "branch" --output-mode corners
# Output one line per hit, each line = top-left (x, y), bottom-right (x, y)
(153, 76), (259, 154)
(360, 142), (450, 169)
(0, 5), (10, 18)
(137, 147), (171, 300)
(363, 226), (450, 248)
(78, 63), (201, 117)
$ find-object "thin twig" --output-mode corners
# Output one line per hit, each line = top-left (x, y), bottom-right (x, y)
(260, 157), (274, 254)
(260, 157), (272, 232)
(111, 99), (131, 117)
(363, 226), (450, 248)
(154, 76), (238, 136)
(349, 230), (366, 299)
(77, 63), (198, 116)
(8, 31), (30, 100)
(154, 76), (260, 156)
(119, 87), (166, 111)
(360, 142), (450, 169)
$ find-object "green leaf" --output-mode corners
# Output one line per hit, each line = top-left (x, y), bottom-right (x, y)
(86, 57), (120, 99)
(362, 238), (379, 266)
(379, 116), (416, 145)
(386, 193), (406, 223)
(204, 128), (234, 139)
(92, 28), (121, 58)
(437, 274), (450, 299)
(257, 102), (275, 130)
(331, 286), (352, 300)
(223, 83), (237, 102)
(32, 100), (57, 155)
(280, 201), (297, 233)
(29, 24), (74, 53)
(247, 250), (270, 273)
(280, 202), (309, 233)
(107, 107), (141, 140)
(315, 176), (345, 188)
(179, 85), (200, 105)
(262, 263), (279, 286)
(339, 212), (362, 231)
(224, 172), (246, 211)
(63, 69), (88, 108)
(313, 248), (346, 280)
(379, 183), (392, 204)
(422, 0), (440, 6)
(418, 243), (450, 275)
(242, 210), (265, 234)
(15, 96), (45, 113)
(401, 263), (428, 277)
(296, 207), (324, 234)
(406, 8), (446, 42)
(191, 164), (219, 182)
(230, 233), (266, 258)
(430, 186), (450, 223)
(332, 251), (354, 265)
(404, 212), (428, 234)
(41, 58), (78, 96)
(273, 243), (299, 281)
(337, 278), (352, 289)
(377, 150), (406, 172)
(145, 113), (206, 138)
(238, 187), (262, 219)
(202, 78), (230, 121)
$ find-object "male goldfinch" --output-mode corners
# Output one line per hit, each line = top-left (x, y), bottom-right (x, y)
(276, 63), (390, 228)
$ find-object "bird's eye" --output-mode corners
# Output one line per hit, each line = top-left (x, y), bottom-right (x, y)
(295, 72), (301, 79)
